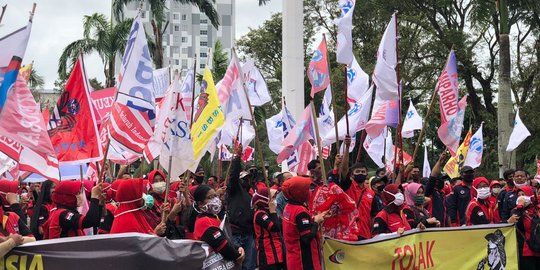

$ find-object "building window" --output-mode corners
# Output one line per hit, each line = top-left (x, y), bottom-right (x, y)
(173, 47), (180, 54)
(182, 59), (188, 68)
(181, 48), (188, 54)
(200, 41), (208, 47)
(182, 14), (187, 20)
(175, 59), (180, 65)
(141, 12), (146, 18)
(200, 30), (208, 35)
(174, 25), (179, 31)
(173, 14), (179, 20)
(181, 37), (187, 43)
(200, 64), (205, 69)
(200, 19), (208, 24)
(200, 52), (207, 58)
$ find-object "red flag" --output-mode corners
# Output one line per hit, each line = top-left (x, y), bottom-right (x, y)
(0, 75), (59, 180)
(48, 56), (103, 164)
(308, 36), (331, 98)
(290, 142), (316, 176)
(90, 87), (117, 124)
(241, 146), (254, 162)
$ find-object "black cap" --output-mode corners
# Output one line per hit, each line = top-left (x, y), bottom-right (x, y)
(460, 166), (474, 174)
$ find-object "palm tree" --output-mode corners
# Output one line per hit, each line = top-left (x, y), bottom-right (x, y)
(58, 13), (133, 88)
(27, 65), (45, 90)
(112, 0), (220, 69)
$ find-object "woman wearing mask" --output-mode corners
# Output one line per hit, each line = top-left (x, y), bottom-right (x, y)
(30, 180), (57, 240)
(508, 186), (540, 269)
(252, 188), (285, 270)
(43, 181), (103, 239)
(98, 180), (121, 234)
(489, 181), (502, 223)
(372, 184), (411, 236)
(282, 177), (330, 270)
(193, 185), (245, 265)
(110, 179), (164, 235)
(403, 183), (440, 229)
(465, 177), (495, 225)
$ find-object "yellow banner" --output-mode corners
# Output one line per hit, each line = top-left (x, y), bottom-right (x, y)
(324, 224), (517, 269)
(444, 127), (472, 178)
(191, 68), (225, 159)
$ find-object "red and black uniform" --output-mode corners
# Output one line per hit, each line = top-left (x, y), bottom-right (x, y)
(194, 213), (240, 261)
(372, 207), (411, 235)
(0, 210), (32, 237)
(403, 205), (434, 229)
(446, 183), (473, 226)
(511, 186), (540, 268)
(282, 202), (321, 270)
(465, 198), (494, 225)
(254, 209), (285, 269)
(338, 178), (374, 240)
(488, 195), (501, 223)
(30, 180), (57, 240)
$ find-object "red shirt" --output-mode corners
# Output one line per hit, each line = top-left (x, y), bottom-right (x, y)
(253, 209), (284, 266)
(372, 208), (411, 236)
(466, 198), (494, 226)
(282, 203), (322, 270)
(44, 208), (84, 239)
(344, 181), (374, 239)
(488, 195), (501, 223)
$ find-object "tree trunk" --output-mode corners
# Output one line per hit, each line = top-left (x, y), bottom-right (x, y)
(151, 19), (163, 69)
(497, 33), (514, 176)
(106, 58), (115, 88)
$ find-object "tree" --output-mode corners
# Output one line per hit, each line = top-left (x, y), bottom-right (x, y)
(89, 78), (105, 90)
(112, 0), (220, 69)
(27, 66), (45, 91)
(212, 40), (228, 80)
(58, 13), (133, 88)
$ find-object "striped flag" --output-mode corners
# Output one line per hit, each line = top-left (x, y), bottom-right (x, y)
(308, 36), (331, 98)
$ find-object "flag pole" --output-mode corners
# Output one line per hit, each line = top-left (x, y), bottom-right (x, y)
(310, 100), (328, 184)
(393, 11), (404, 167)
(344, 65), (350, 138)
(224, 117), (243, 186)
(324, 33), (341, 154)
(190, 54), (197, 127)
(233, 48), (269, 187)
(29, 3), (36, 22)
(355, 130), (367, 162)
(0, 5), (7, 25)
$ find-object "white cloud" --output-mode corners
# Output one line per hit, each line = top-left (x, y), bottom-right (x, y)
(0, 0), (281, 89)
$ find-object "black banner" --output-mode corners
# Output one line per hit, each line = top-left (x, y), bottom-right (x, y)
(2, 233), (239, 270)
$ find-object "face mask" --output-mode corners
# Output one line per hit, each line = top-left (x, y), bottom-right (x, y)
(195, 175), (204, 184)
(414, 195), (425, 206)
(142, 194), (154, 210)
(463, 174), (474, 182)
(514, 182), (528, 188)
(203, 197), (222, 215)
(376, 185), (385, 193)
(519, 195), (532, 207)
(491, 188), (501, 195)
(385, 190), (404, 206)
(353, 174), (367, 184)
(152, 182), (166, 194)
(476, 187), (491, 200)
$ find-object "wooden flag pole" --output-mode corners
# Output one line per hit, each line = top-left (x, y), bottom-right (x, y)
(0, 5), (7, 25)
(29, 3), (36, 22)
(224, 118), (243, 186)
(323, 33), (341, 154)
(163, 155), (173, 206)
(393, 11), (404, 167)
(344, 65), (350, 139)
(233, 48), (269, 187)
(189, 54), (197, 127)
(310, 100), (328, 184)
(355, 130), (367, 163)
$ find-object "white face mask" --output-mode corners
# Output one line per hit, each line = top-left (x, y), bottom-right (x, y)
(514, 182), (528, 188)
(202, 197), (222, 215)
(491, 188), (501, 195)
(476, 187), (491, 200)
(518, 196), (532, 207)
(152, 182), (166, 194)
(385, 190), (404, 206)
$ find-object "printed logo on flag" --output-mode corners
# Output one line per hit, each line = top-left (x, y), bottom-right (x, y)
(347, 68), (356, 84)
(469, 137), (482, 154)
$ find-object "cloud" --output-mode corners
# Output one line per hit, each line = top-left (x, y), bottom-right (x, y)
(1, 0), (281, 89)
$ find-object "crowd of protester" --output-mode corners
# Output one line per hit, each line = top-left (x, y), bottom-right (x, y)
(0, 139), (539, 270)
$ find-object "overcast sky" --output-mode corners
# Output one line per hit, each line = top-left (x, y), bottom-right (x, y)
(0, 0), (282, 89)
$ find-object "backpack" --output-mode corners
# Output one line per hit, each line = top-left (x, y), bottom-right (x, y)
(527, 215), (540, 252)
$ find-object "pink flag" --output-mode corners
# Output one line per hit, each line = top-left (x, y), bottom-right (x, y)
(308, 37), (331, 98)
(365, 99), (399, 138)
(437, 51), (459, 124)
(277, 104), (316, 163)
(290, 142), (316, 176)
(438, 95), (468, 156)
(217, 54), (241, 105)
(241, 146), (254, 162)
(90, 87), (117, 124)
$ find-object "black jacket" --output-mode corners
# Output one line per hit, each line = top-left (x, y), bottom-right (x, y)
(226, 157), (254, 235)
(425, 176), (446, 225)
(445, 184), (472, 226)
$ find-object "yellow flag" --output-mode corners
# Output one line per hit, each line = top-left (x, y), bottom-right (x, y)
(190, 68), (225, 159)
(443, 127), (473, 178)
(19, 63), (33, 82)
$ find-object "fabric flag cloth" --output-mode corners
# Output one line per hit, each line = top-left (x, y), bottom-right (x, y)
(219, 144), (233, 161)
(321, 145), (331, 159)
(322, 85), (372, 146)
(98, 114), (139, 165)
(365, 93), (399, 138)
(372, 12), (398, 100)
(437, 51), (459, 124)
(191, 68), (225, 160)
(242, 60), (271, 106)
(241, 146), (254, 162)
(0, 75), (59, 180)
(534, 159), (540, 182)
(444, 128), (473, 178)
(90, 87), (117, 124)
(438, 95), (467, 156)
(363, 129), (387, 168)
(320, 86), (332, 116)
(464, 123), (483, 168)
(335, 0), (356, 65)
(506, 110), (531, 152)
(308, 36), (331, 98)
(179, 70), (195, 123)
(19, 63), (33, 82)
(152, 67), (170, 99)
(48, 56), (103, 164)
(266, 106), (296, 155)
(219, 118), (255, 148)
(339, 133), (356, 154)
(401, 100), (423, 139)
(109, 15), (155, 155)
(346, 57), (370, 105)
(0, 21), (32, 109)
(423, 145), (431, 178)
(289, 141), (316, 176)
(216, 53), (241, 106)
(384, 130), (394, 172)
(277, 104), (316, 163)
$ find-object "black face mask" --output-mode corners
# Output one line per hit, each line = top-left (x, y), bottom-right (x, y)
(195, 175), (204, 184)
(463, 174), (474, 183)
(353, 174), (367, 184)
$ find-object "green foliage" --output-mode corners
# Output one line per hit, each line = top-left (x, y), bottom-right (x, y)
(88, 78), (105, 90)
(213, 40), (229, 80)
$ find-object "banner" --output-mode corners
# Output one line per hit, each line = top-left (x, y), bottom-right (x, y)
(90, 87), (117, 122)
(5, 233), (239, 270)
(324, 224), (517, 269)
(372, 12), (398, 101)
(444, 127), (473, 178)
(48, 56), (103, 164)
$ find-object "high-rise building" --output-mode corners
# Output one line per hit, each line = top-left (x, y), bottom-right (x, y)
(120, 0), (235, 75)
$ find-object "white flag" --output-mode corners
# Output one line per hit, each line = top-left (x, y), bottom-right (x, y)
(423, 145), (431, 178)
(347, 57), (370, 105)
(322, 86), (372, 146)
(266, 106), (296, 155)
(464, 123), (484, 168)
(339, 133), (356, 154)
(335, 0), (355, 65)
(372, 12), (398, 100)
(506, 110), (531, 152)
(320, 86), (332, 116)
(384, 129), (394, 172)
(363, 129), (386, 168)
(242, 60), (271, 106)
(152, 67), (170, 98)
(219, 118), (255, 148)
(401, 100), (423, 138)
